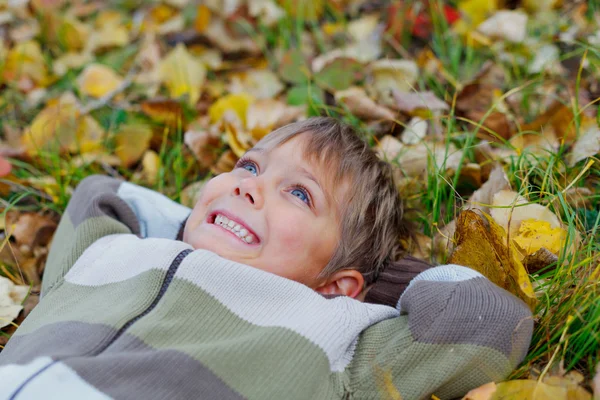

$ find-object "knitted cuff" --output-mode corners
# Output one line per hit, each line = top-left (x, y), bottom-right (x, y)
(364, 256), (434, 308)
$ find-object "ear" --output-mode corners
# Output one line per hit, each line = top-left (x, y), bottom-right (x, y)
(314, 269), (365, 299)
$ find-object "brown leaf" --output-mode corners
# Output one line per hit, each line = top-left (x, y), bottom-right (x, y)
(141, 99), (185, 127)
(448, 209), (537, 310)
(184, 126), (221, 169)
(468, 165), (511, 214)
(391, 91), (449, 114)
(519, 101), (579, 145)
(211, 149), (237, 175)
(335, 87), (396, 121)
(8, 212), (57, 249)
(522, 247), (559, 274)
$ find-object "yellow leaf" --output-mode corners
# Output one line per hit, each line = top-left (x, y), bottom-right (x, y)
(22, 100), (79, 155)
(513, 220), (566, 256)
(225, 122), (252, 158)
(194, 5), (211, 33)
(449, 210), (537, 310)
(76, 115), (105, 153)
(457, 0), (498, 29)
(482, 379), (592, 400)
(159, 43), (206, 105)
(142, 150), (161, 185)
(57, 16), (90, 51)
(77, 64), (124, 98)
(2, 40), (50, 87)
(208, 93), (254, 126)
(114, 123), (153, 167)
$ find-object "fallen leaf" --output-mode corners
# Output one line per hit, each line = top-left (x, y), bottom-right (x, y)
(279, 48), (311, 84)
(159, 43), (206, 105)
(180, 179), (208, 208)
(335, 87), (396, 121)
(462, 382), (497, 400)
(368, 59), (419, 106)
(114, 123), (153, 167)
(513, 219), (567, 257)
(0, 276), (29, 329)
(141, 99), (185, 127)
(7, 212), (57, 249)
(568, 123), (600, 166)
(314, 57), (364, 91)
(401, 117), (428, 144)
(246, 99), (306, 137)
(184, 120), (221, 169)
(21, 98), (80, 155)
(209, 93), (255, 126)
(519, 101), (579, 145)
(53, 52), (93, 76)
(2, 40), (51, 89)
(77, 64), (124, 98)
(227, 69), (284, 99)
(211, 149), (238, 175)
(528, 44), (561, 74)
(203, 18), (260, 54)
(468, 165), (511, 213)
(142, 150), (160, 185)
(477, 10), (528, 43)
(448, 209), (537, 309)
(490, 190), (561, 238)
(522, 247), (559, 274)
(391, 91), (449, 114)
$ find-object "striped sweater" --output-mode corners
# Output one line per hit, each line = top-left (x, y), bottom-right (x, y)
(0, 175), (533, 400)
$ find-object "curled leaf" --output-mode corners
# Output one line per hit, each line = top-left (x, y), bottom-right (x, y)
(448, 209), (537, 310)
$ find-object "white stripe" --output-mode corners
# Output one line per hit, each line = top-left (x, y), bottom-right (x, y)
(0, 357), (110, 400)
(176, 250), (399, 372)
(397, 264), (483, 311)
(65, 235), (192, 286)
(118, 182), (190, 239)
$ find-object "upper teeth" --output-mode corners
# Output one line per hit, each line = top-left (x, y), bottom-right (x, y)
(214, 214), (255, 244)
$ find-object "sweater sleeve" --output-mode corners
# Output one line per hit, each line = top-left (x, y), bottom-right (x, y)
(41, 175), (191, 296)
(346, 264), (534, 400)
(41, 175), (140, 296)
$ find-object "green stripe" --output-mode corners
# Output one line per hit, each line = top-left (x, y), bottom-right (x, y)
(349, 317), (511, 400)
(127, 277), (342, 400)
(17, 270), (165, 336)
(43, 215), (132, 295)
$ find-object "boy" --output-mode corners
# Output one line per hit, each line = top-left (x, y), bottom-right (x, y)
(0, 117), (533, 399)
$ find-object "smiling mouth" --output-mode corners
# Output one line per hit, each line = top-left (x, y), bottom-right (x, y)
(209, 213), (258, 244)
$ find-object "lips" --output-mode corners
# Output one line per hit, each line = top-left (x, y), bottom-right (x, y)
(207, 210), (260, 245)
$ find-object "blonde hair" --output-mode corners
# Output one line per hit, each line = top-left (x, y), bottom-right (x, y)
(255, 117), (408, 285)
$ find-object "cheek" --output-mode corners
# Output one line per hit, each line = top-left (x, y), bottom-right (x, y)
(186, 176), (233, 231)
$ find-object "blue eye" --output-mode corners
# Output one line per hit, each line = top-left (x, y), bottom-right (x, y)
(243, 163), (258, 176)
(291, 187), (310, 204)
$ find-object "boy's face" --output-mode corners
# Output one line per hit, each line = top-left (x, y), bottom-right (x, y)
(183, 134), (343, 289)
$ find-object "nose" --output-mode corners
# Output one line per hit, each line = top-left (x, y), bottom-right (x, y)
(233, 177), (264, 208)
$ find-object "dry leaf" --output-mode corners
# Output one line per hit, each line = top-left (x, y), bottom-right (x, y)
(468, 165), (511, 214)
(114, 123), (153, 167)
(77, 64), (124, 98)
(513, 220), (567, 257)
(159, 43), (206, 105)
(246, 99), (305, 136)
(53, 52), (93, 76)
(462, 382), (497, 400)
(141, 99), (184, 127)
(142, 150), (160, 185)
(376, 135), (463, 177)
(401, 117), (428, 145)
(181, 179), (207, 208)
(448, 209), (537, 309)
(8, 212), (57, 249)
(568, 124), (600, 166)
(0, 276), (29, 329)
(391, 91), (449, 114)
(209, 93), (255, 126)
(368, 59), (419, 106)
(184, 125), (221, 169)
(2, 40), (50, 89)
(477, 10), (528, 43)
(22, 99), (80, 155)
(203, 18), (260, 54)
(480, 379), (592, 400)
(490, 190), (561, 238)
(522, 247), (559, 274)
(227, 69), (284, 99)
(335, 87), (396, 121)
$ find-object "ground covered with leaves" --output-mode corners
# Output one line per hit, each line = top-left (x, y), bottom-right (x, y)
(0, 0), (599, 398)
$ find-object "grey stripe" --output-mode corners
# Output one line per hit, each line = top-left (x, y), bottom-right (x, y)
(65, 333), (245, 400)
(67, 175), (140, 234)
(400, 277), (533, 362)
(0, 321), (117, 365)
